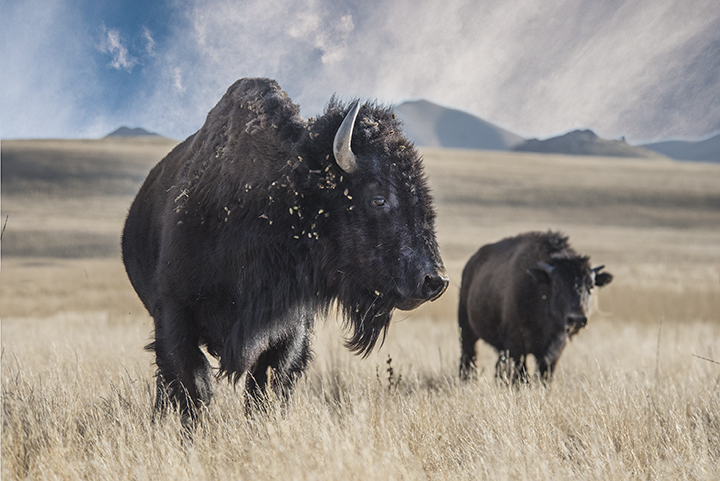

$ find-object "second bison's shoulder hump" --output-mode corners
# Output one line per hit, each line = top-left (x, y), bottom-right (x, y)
(513, 231), (571, 257)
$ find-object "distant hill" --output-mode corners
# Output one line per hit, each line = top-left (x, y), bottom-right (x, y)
(513, 129), (665, 158)
(2, 138), (179, 197)
(394, 99), (524, 151)
(105, 126), (159, 137)
(641, 133), (720, 163)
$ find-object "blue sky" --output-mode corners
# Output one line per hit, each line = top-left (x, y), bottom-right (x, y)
(1, 0), (719, 143)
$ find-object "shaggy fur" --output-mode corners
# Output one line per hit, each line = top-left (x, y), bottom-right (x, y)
(122, 78), (447, 418)
(458, 231), (612, 382)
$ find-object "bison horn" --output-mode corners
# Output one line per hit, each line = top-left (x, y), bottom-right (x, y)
(537, 261), (554, 274)
(333, 101), (361, 174)
(592, 265), (605, 283)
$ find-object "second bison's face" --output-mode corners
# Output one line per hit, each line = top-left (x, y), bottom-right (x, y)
(529, 259), (613, 338)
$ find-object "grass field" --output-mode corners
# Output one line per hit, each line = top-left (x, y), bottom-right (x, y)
(2, 139), (719, 479)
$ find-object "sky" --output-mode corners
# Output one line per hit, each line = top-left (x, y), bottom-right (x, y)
(1, 0), (718, 144)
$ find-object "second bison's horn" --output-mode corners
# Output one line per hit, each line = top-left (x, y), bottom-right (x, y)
(537, 261), (555, 273)
(333, 101), (361, 174)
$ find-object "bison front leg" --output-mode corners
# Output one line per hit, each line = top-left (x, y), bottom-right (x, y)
(270, 325), (312, 405)
(494, 350), (512, 384)
(537, 354), (560, 381)
(245, 321), (312, 413)
(151, 305), (213, 422)
(244, 348), (275, 412)
(536, 335), (566, 381)
(495, 351), (528, 385)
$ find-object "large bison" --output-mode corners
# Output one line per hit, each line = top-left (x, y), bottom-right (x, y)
(122, 78), (448, 418)
(458, 231), (612, 382)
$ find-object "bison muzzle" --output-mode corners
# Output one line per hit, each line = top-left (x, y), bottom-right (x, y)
(458, 231), (612, 383)
(122, 78), (448, 419)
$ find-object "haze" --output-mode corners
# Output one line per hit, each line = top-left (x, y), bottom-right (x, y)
(1, 0), (718, 143)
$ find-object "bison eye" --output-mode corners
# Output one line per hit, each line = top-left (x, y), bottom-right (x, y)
(371, 196), (386, 207)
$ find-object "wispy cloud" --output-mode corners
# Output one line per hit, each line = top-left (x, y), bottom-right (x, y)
(1, 0), (718, 141)
(135, 0), (718, 143)
(0, 0), (108, 138)
(173, 67), (185, 93)
(98, 27), (137, 72)
(287, 11), (354, 65)
(143, 27), (156, 56)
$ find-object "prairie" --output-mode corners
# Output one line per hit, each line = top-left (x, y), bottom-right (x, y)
(2, 139), (719, 479)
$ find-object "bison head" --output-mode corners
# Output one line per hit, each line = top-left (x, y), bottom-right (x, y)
(297, 100), (448, 356)
(528, 258), (613, 338)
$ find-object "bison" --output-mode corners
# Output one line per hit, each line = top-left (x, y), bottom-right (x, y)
(458, 231), (612, 382)
(122, 78), (448, 418)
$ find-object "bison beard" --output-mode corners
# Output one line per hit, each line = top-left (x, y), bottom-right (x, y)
(122, 78), (447, 420)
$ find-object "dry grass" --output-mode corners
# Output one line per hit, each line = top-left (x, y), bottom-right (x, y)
(2, 141), (719, 479)
(2, 304), (719, 480)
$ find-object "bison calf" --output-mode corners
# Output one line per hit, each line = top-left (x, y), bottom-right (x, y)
(122, 78), (448, 419)
(458, 231), (612, 382)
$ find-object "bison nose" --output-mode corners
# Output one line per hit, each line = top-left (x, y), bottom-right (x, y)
(422, 273), (449, 302)
(566, 314), (587, 328)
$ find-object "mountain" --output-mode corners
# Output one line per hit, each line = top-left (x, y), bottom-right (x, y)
(105, 126), (159, 137)
(513, 129), (665, 158)
(641, 133), (720, 163)
(394, 99), (524, 151)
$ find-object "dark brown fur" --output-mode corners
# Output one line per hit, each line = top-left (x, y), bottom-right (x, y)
(458, 231), (612, 382)
(122, 78), (447, 419)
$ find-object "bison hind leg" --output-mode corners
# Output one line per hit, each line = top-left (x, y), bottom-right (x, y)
(151, 312), (214, 424)
(458, 318), (479, 381)
(153, 350), (214, 424)
(459, 351), (477, 381)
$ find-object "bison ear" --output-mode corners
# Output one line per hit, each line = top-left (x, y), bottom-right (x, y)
(527, 267), (550, 284)
(527, 261), (553, 284)
(333, 101), (361, 174)
(594, 271), (613, 287)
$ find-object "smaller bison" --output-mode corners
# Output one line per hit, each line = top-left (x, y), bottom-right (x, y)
(458, 231), (612, 382)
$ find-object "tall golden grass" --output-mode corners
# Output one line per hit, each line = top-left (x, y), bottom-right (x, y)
(2, 142), (719, 479)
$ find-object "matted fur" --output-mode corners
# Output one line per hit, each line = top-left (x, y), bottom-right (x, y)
(458, 231), (612, 382)
(122, 78), (447, 417)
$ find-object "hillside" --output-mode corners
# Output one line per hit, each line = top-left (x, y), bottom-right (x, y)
(641, 133), (720, 163)
(394, 99), (524, 150)
(513, 129), (665, 158)
(1, 137), (179, 197)
(1, 137), (178, 257)
(105, 126), (160, 137)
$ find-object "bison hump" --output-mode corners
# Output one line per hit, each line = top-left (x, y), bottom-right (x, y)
(541, 231), (570, 254)
(193, 77), (306, 157)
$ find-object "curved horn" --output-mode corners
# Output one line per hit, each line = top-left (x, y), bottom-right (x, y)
(333, 101), (361, 173)
(592, 265), (605, 282)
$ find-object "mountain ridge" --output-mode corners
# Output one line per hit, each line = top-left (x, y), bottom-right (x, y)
(513, 129), (665, 159)
(641, 133), (720, 163)
(105, 126), (159, 137)
(394, 100), (523, 151)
